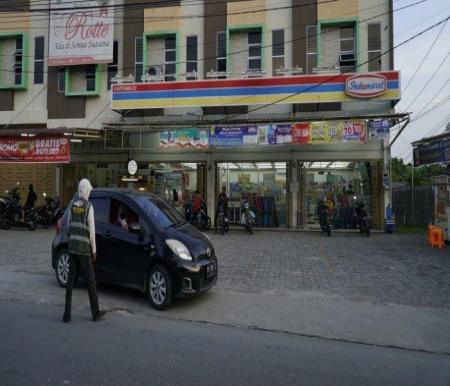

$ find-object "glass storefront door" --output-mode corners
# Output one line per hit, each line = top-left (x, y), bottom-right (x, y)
(217, 162), (288, 227)
(304, 161), (373, 229)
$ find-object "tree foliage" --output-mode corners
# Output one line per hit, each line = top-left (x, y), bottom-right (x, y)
(391, 157), (447, 186)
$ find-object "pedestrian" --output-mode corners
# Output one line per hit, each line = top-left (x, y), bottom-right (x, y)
(63, 178), (106, 323)
(22, 184), (37, 220)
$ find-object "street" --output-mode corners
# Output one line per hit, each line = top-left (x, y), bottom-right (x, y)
(1, 228), (450, 385)
(1, 300), (449, 386)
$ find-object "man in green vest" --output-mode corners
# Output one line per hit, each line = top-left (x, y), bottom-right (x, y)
(63, 178), (106, 323)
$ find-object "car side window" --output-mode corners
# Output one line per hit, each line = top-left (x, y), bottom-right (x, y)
(90, 198), (109, 223)
(109, 199), (139, 231)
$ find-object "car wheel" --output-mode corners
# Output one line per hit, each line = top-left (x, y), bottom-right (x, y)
(55, 250), (77, 288)
(147, 265), (172, 310)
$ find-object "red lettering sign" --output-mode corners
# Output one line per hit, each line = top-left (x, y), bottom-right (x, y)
(292, 123), (311, 145)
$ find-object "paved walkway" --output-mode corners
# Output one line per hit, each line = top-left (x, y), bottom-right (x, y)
(1, 228), (450, 309)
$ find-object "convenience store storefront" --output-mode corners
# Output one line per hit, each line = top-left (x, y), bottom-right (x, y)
(108, 71), (403, 229)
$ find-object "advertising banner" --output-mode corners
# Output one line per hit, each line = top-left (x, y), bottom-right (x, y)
(159, 128), (209, 149)
(342, 120), (367, 143)
(0, 136), (70, 163)
(310, 122), (331, 144)
(209, 126), (258, 147)
(368, 119), (390, 140)
(49, 0), (115, 66)
(258, 125), (292, 145)
(292, 123), (311, 145)
(413, 139), (450, 166)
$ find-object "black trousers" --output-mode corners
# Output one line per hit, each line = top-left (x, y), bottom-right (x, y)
(64, 253), (100, 319)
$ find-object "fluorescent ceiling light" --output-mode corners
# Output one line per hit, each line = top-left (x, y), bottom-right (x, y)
(181, 163), (198, 169)
(70, 138), (82, 143)
(20, 133), (28, 137)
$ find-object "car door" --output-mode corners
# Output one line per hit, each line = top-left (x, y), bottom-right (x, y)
(100, 198), (149, 287)
(89, 197), (110, 279)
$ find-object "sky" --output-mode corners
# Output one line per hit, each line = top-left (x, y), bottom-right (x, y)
(391, 0), (450, 161)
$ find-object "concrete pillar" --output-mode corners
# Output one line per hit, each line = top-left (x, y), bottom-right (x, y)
(206, 154), (216, 224)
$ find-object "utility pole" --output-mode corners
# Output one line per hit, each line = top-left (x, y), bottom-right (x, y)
(411, 165), (415, 226)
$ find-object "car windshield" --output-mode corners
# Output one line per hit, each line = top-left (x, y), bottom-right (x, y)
(136, 196), (185, 228)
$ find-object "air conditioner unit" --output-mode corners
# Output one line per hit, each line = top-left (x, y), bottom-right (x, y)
(339, 52), (356, 63)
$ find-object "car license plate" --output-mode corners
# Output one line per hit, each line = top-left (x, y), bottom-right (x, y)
(206, 262), (217, 278)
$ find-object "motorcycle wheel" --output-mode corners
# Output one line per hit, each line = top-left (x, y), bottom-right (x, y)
(204, 216), (211, 231)
(42, 215), (51, 229)
(28, 220), (37, 231)
(1, 217), (10, 230)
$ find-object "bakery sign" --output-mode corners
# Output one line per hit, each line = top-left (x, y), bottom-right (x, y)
(345, 74), (387, 98)
(0, 136), (70, 163)
(49, 0), (115, 66)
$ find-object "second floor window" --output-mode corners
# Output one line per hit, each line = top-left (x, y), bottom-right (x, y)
(248, 30), (262, 71)
(34, 36), (44, 84)
(58, 67), (65, 93)
(107, 41), (118, 90)
(135, 37), (143, 82)
(86, 65), (96, 91)
(272, 29), (284, 76)
(186, 36), (198, 80)
(368, 23), (381, 71)
(165, 35), (176, 81)
(14, 36), (23, 85)
(217, 31), (226, 75)
(339, 26), (356, 71)
(306, 25), (317, 74)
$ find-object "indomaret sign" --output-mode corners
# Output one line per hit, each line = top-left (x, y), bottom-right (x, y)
(49, 0), (115, 66)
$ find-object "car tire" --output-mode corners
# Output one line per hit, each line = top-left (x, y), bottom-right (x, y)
(55, 249), (77, 288)
(28, 218), (37, 231)
(147, 264), (173, 310)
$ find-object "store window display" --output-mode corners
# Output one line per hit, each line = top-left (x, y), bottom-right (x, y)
(305, 161), (372, 229)
(217, 163), (287, 227)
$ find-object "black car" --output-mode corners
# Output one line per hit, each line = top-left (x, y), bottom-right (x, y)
(52, 189), (218, 310)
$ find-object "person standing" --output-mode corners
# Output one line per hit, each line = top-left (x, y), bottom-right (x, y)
(63, 179), (106, 323)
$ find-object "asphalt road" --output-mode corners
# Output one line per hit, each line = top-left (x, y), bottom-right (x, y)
(1, 300), (449, 386)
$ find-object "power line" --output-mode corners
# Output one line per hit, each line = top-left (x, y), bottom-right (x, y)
(402, 50), (450, 112)
(0, 0), (428, 75)
(414, 76), (450, 117)
(401, 18), (448, 94)
(220, 14), (450, 122)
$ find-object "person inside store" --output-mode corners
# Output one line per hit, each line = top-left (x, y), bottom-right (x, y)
(22, 184), (37, 220)
(63, 178), (106, 323)
(215, 186), (229, 232)
(192, 190), (202, 215)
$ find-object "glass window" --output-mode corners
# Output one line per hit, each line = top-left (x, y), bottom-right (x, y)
(248, 30), (262, 71)
(136, 196), (185, 228)
(14, 36), (23, 85)
(110, 199), (139, 229)
(368, 23), (381, 71)
(58, 67), (65, 93)
(34, 36), (44, 84)
(90, 198), (109, 223)
(340, 26), (355, 52)
(306, 25), (317, 74)
(135, 36), (143, 82)
(107, 41), (118, 90)
(186, 35), (198, 79)
(86, 65), (96, 91)
(165, 35), (176, 81)
(217, 31), (226, 76)
(272, 30), (284, 57)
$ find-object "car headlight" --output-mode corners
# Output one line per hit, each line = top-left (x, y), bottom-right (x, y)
(165, 239), (193, 261)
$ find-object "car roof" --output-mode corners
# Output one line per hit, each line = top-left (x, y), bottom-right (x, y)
(90, 188), (160, 201)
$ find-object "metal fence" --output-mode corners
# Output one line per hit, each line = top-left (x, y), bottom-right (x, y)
(392, 185), (434, 227)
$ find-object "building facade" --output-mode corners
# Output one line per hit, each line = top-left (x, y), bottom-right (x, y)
(0, 0), (405, 229)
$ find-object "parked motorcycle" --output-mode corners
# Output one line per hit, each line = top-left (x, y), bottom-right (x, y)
(0, 184), (37, 231)
(355, 199), (371, 237)
(191, 202), (211, 231)
(241, 201), (255, 234)
(317, 199), (331, 236)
